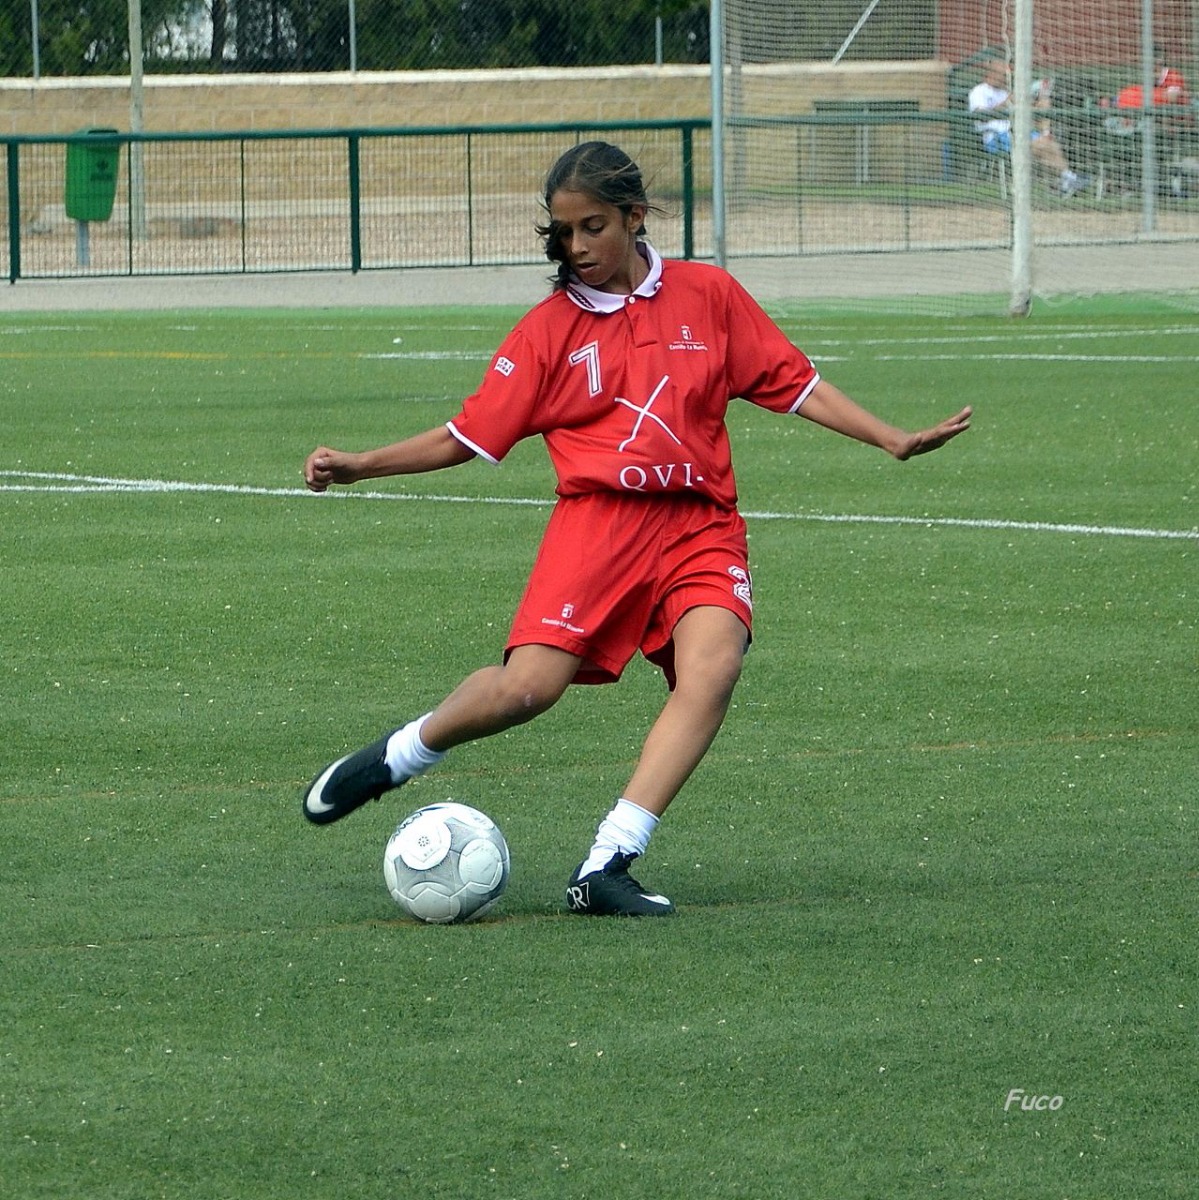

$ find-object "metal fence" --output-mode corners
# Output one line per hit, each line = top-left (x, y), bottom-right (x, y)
(3, 121), (706, 283)
(5, 111), (1198, 287)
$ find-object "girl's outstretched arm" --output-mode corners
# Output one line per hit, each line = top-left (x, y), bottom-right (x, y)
(799, 379), (972, 461)
(305, 425), (476, 492)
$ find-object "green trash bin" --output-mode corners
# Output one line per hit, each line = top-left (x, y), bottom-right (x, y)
(64, 128), (121, 223)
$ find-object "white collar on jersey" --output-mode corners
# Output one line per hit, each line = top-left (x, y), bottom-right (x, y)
(564, 242), (664, 314)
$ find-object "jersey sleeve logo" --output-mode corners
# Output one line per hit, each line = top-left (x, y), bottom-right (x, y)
(494, 355), (517, 377)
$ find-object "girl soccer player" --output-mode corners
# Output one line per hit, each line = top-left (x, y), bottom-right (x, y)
(302, 141), (971, 916)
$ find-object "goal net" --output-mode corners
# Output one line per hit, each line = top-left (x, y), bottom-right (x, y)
(711, 0), (1199, 313)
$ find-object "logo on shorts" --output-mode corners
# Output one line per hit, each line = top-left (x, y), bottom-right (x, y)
(541, 602), (585, 635)
(729, 565), (753, 609)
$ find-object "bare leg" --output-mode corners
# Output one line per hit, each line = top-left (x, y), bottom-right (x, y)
(420, 643), (582, 752)
(303, 644), (581, 825)
(1032, 132), (1070, 175)
(621, 606), (749, 817)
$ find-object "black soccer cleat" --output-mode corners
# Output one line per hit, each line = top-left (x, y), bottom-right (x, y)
(303, 731), (403, 825)
(565, 852), (675, 917)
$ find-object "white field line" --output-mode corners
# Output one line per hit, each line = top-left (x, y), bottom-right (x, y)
(788, 324), (1199, 363)
(805, 326), (1199, 346)
(872, 353), (1199, 363)
(2, 471), (1195, 541)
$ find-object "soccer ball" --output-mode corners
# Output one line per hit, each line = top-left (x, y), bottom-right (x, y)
(383, 802), (510, 924)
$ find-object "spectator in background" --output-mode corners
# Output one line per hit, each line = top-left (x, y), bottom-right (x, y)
(969, 54), (1088, 196)
(1111, 46), (1194, 195)
(1154, 46), (1189, 104)
(1114, 46), (1190, 118)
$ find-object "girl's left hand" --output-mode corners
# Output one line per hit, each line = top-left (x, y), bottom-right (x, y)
(894, 406), (973, 460)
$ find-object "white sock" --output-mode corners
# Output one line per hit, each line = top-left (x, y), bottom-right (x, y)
(579, 798), (660, 876)
(384, 713), (445, 783)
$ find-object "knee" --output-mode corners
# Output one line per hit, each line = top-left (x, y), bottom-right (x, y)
(679, 639), (745, 703)
(492, 668), (566, 725)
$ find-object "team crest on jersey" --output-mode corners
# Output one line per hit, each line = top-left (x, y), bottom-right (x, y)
(668, 324), (708, 352)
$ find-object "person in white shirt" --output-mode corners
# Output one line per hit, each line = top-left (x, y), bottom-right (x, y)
(968, 55), (1087, 196)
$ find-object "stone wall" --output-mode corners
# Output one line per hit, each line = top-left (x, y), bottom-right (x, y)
(1, 62), (950, 136)
(3, 62), (955, 263)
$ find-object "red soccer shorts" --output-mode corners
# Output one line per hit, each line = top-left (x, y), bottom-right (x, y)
(505, 492), (753, 686)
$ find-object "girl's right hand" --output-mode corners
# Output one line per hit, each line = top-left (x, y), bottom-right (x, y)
(304, 446), (358, 492)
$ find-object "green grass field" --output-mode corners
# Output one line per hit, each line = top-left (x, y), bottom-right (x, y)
(2, 301), (1195, 1199)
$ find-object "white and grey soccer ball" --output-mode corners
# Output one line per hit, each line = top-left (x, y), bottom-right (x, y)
(384, 802), (510, 924)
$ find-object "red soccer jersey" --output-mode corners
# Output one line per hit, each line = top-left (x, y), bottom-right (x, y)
(447, 245), (819, 511)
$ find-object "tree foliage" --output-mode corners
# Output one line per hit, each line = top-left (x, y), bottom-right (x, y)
(7, 0), (191, 75)
(7, 0), (710, 75)
(6, 1), (937, 77)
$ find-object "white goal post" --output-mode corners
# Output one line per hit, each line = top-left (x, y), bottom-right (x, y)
(709, 0), (1199, 314)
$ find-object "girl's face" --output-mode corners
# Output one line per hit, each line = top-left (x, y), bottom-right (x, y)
(547, 189), (647, 294)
